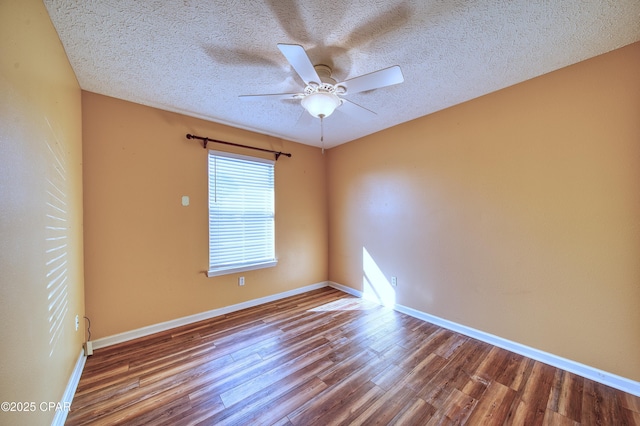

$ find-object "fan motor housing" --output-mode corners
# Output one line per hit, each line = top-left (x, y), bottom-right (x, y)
(314, 64), (335, 84)
(306, 65), (346, 95)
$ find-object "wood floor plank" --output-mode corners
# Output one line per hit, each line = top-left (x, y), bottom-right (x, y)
(622, 408), (640, 426)
(495, 351), (530, 390)
(543, 409), (581, 426)
(371, 363), (410, 391)
(230, 376), (329, 426)
(392, 397), (438, 424)
(416, 338), (490, 408)
(582, 378), (626, 426)
(287, 358), (387, 426)
(219, 340), (334, 407)
(507, 360), (556, 425)
(547, 369), (584, 423)
(65, 287), (640, 425)
(348, 384), (414, 426)
(461, 373), (491, 401)
(307, 380), (383, 426)
(465, 380), (517, 425)
(193, 358), (334, 426)
(621, 390), (640, 414)
(425, 388), (477, 425)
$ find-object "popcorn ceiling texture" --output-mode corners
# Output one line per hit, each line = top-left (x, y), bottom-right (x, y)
(44, 0), (640, 148)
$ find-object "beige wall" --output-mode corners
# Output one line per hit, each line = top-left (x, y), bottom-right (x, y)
(327, 42), (640, 381)
(82, 92), (328, 339)
(0, 1), (85, 424)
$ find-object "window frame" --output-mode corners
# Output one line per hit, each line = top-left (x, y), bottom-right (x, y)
(206, 149), (277, 277)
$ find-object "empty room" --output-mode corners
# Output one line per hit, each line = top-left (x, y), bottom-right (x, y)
(1, 1), (639, 425)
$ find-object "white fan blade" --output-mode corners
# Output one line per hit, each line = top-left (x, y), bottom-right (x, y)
(239, 93), (300, 100)
(338, 98), (377, 120)
(338, 65), (404, 94)
(277, 43), (321, 85)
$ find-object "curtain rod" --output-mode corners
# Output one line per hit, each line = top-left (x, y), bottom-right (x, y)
(186, 134), (292, 161)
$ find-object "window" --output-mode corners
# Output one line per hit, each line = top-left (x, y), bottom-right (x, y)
(207, 150), (276, 277)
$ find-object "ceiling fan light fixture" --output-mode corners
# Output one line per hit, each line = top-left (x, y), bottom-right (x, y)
(301, 92), (341, 118)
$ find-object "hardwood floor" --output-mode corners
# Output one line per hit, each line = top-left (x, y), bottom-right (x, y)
(66, 287), (640, 425)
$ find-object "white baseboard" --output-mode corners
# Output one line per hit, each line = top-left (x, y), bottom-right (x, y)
(394, 303), (640, 397)
(90, 280), (639, 397)
(328, 281), (363, 298)
(93, 281), (329, 350)
(328, 281), (640, 397)
(52, 348), (86, 426)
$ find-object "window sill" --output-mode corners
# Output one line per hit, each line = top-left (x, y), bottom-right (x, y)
(206, 260), (278, 277)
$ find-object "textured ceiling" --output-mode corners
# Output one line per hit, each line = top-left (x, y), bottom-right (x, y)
(44, 0), (640, 148)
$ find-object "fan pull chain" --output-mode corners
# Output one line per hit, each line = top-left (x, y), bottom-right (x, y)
(320, 115), (325, 155)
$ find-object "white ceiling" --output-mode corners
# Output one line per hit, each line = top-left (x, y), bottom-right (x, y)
(44, 0), (640, 148)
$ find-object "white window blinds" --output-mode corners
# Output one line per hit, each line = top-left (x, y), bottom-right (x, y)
(207, 150), (276, 277)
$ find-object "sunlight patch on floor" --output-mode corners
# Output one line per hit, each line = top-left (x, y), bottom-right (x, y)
(308, 295), (380, 312)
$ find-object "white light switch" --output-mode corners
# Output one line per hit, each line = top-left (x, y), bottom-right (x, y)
(181, 195), (189, 206)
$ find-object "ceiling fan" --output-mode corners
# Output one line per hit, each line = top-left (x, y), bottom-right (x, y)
(240, 43), (404, 143)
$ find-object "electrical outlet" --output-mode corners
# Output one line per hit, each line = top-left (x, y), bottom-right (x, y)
(75, 315), (79, 331)
(83, 341), (94, 356)
(391, 276), (397, 287)
(239, 276), (245, 286)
